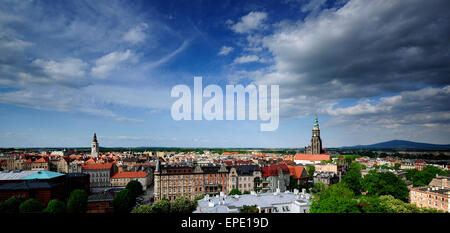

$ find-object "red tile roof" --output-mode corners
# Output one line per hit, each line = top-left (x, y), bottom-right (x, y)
(287, 165), (308, 179)
(294, 154), (330, 162)
(111, 171), (147, 179)
(86, 158), (95, 163)
(33, 157), (47, 163)
(82, 163), (113, 170)
(261, 164), (290, 177)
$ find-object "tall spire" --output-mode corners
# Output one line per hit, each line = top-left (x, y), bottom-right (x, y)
(313, 115), (319, 129)
(93, 132), (98, 143)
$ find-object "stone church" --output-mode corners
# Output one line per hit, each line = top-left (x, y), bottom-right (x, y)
(304, 116), (324, 154)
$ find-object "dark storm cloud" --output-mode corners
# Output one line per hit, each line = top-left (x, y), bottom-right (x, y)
(259, 0), (450, 101)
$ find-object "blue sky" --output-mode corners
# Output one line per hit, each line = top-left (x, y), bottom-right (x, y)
(0, 0), (449, 148)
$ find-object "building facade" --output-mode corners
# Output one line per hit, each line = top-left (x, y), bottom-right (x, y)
(154, 161), (229, 201)
(111, 171), (149, 189)
(409, 186), (449, 212)
(261, 164), (290, 193)
(81, 162), (117, 190)
(228, 165), (262, 193)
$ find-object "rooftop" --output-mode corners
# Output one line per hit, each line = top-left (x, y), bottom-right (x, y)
(194, 190), (311, 213)
(0, 170), (65, 180)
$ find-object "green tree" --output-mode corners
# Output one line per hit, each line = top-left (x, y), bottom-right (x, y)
(151, 199), (171, 213)
(412, 166), (446, 187)
(19, 198), (45, 213)
(314, 182), (327, 194)
(362, 171), (409, 201)
(171, 196), (194, 213)
(113, 189), (136, 213)
(126, 180), (143, 198)
(240, 205), (259, 213)
(67, 189), (88, 214)
(288, 176), (299, 190)
(405, 169), (418, 181)
(44, 199), (66, 214)
(193, 194), (205, 209)
(377, 195), (421, 213)
(394, 163), (401, 170)
(306, 165), (315, 180)
(243, 190), (251, 194)
(131, 204), (153, 213)
(341, 162), (363, 195)
(310, 183), (360, 213)
(229, 188), (242, 195)
(1, 196), (21, 214)
(358, 195), (384, 213)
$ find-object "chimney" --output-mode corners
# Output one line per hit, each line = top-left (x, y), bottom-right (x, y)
(302, 188), (306, 194)
(208, 201), (215, 207)
(293, 189), (299, 195)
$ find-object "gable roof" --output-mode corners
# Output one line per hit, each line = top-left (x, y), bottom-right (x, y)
(287, 165), (308, 179)
(33, 157), (47, 163)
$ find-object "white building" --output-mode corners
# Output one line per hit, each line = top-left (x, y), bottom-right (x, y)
(194, 189), (311, 213)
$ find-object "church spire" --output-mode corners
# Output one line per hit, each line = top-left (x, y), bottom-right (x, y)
(91, 132), (99, 157)
(313, 115), (319, 129)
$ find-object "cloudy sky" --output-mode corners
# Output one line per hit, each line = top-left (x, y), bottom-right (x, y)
(0, 0), (449, 148)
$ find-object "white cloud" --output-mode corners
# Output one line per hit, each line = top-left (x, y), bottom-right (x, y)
(218, 46), (234, 56)
(115, 117), (146, 124)
(325, 86), (450, 128)
(123, 23), (149, 44)
(233, 55), (260, 64)
(32, 57), (88, 79)
(91, 49), (135, 78)
(231, 11), (268, 34)
(247, 0), (450, 121)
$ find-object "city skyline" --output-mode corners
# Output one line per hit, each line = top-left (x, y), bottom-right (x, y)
(1, 0), (450, 148)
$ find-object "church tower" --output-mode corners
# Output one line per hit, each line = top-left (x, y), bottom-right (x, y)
(305, 116), (323, 154)
(310, 116), (323, 154)
(91, 133), (99, 157)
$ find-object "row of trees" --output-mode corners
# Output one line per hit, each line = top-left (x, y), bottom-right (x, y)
(132, 194), (204, 213)
(405, 165), (449, 187)
(0, 180), (145, 214)
(0, 189), (87, 214)
(311, 182), (441, 213)
(310, 162), (444, 213)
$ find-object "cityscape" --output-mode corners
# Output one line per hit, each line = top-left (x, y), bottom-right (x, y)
(0, 116), (448, 214)
(0, 0), (449, 222)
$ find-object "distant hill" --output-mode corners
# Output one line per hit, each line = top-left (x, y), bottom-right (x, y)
(342, 140), (450, 149)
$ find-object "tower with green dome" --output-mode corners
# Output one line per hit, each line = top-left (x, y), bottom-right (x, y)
(305, 115), (323, 154)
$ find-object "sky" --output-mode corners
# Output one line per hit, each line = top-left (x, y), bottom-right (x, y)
(0, 0), (449, 148)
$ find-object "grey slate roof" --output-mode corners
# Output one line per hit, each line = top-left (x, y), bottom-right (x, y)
(194, 191), (311, 213)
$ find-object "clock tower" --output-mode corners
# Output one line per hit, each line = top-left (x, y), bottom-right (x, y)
(91, 133), (99, 157)
(305, 116), (324, 154)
